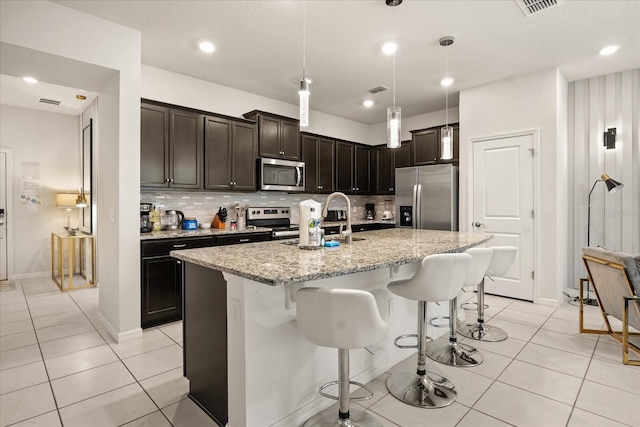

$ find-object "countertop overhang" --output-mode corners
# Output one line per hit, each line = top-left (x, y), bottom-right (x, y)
(171, 228), (492, 286)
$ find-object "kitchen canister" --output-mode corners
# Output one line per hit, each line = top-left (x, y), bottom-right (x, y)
(299, 199), (322, 249)
(182, 218), (198, 230)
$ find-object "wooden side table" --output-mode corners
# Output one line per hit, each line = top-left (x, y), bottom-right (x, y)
(51, 231), (96, 291)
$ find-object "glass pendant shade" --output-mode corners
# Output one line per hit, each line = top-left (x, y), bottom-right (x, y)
(299, 79), (309, 127)
(440, 126), (453, 160)
(387, 106), (401, 148)
(75, 194), (88, 208)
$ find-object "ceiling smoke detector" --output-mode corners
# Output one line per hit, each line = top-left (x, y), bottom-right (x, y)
(366, 85), (389, 94)
(439, 36), (455, 47)
(39, 98), (61, 105)
(514, 0), (562, 17)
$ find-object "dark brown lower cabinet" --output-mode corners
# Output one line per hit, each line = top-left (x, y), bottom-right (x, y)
(140, 237), (215, 328)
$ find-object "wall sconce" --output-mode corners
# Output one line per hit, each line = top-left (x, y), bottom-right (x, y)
(604, 127), (616, 149)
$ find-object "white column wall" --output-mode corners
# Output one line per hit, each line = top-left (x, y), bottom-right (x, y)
(459, 67), (568, 304)
(1, 0), (142, 340)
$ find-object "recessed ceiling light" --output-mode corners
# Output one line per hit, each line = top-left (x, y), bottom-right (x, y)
(381, 42), (398, 55)
(599, 45), (619, 56)
(440, 77), (454, 87)
(363, 100), (374, 108)
(22, 76), (38, 84)
(198, 41), (215, 53)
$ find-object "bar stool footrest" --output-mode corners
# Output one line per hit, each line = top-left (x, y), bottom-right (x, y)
(429, 316), (450, 328)
(319, 380), (374, 402)
(394, 333), (432, 349)
(460, 301), (489, 311)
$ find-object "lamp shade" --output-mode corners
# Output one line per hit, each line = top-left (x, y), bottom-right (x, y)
(602, 174), (623, 192)
(55, 193), (79, 208)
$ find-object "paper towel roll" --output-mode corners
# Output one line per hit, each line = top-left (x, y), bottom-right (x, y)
(299, 199), (322, 248)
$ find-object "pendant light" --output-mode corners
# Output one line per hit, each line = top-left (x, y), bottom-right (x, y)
(386, 0), (402, 148)
(440, 36), (454, 160)
(299, 0), (310, 127)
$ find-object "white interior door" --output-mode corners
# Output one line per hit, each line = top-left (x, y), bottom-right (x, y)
(472, 134), (535, 301)
(0, 151), (7, 281)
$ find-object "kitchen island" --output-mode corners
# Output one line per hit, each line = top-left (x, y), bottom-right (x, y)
(171, 228), (491, 427)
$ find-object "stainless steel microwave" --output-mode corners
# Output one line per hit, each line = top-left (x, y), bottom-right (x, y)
(259, 158), (305, 192)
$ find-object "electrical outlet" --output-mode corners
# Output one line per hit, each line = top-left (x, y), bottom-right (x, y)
(231, 298), (242, 323)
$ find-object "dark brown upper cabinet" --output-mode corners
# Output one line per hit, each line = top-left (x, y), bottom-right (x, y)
(411, 124), (459, 165)
(335, 141), (371, 195)
(243, 110), (300, 160)
(374, 141), (410, 195)
(301, 133), (335, 193)
(141, 101), (203, 189)
(204, 115), (257, 192)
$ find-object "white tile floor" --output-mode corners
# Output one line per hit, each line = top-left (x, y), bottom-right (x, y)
(1, 277), (638, 427)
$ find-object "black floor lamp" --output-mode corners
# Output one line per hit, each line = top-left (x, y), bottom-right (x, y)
(585, 173), (624, 305)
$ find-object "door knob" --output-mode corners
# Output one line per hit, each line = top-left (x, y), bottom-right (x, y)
(474, 222), (485, 227)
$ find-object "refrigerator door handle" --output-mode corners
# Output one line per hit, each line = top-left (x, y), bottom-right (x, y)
(415, 184), (422, 229)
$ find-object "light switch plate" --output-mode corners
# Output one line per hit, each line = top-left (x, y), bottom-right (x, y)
(27, 206), (38, 215)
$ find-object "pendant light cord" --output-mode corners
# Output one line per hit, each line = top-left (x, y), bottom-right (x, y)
(392, 6), (396, 108)
(445, 56), (448, 127)
(302, 0), (306, 80)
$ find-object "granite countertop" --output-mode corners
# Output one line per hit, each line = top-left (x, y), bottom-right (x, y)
(171, 228), (492, 286)
(140, 227), (272, 241)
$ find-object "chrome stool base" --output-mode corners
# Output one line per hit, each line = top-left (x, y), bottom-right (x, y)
(426, 339), (483, 367)
(303, 407), (383, 427)
(386, 371), (457, 408)
(458, 322), (508, 342)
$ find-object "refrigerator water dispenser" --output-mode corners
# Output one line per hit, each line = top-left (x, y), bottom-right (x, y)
(399, 206), (413, 227)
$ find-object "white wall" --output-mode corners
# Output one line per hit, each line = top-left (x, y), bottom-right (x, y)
(568, 69), (640, 287)
(459, 67), (568, 304)
(0, 105), (79, 276)
(142, 65), (372, 144)
(1, 0), (142, 341)
(368, 107), (460, 145)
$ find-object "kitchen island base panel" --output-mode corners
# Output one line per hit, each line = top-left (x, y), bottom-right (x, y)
(184, 263), (227, 426)
(221, 266), (452, 427)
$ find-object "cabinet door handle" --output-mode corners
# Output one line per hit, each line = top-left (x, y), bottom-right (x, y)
(239, 238), (250, 243)
(176, 260), (181, 265)
(280, 151), (285, 155)
(170, 178), (174, 183)
(172, 244), (187, 248)
(165, 178), (170, 183)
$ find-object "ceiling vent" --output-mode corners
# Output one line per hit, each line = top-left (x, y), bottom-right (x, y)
(366, 85), (388, 94)
(515, 0), (562, 17)
(39, 98), (61, 105)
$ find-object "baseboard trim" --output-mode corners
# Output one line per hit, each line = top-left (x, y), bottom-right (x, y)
(98, 311), (143, 344)
(538, 297), (560, 307)
(12, 271), (50, 280)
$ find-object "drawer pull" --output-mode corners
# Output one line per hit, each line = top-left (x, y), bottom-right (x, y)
(172, 244), (187, 248)
(239, 238), (250, 243)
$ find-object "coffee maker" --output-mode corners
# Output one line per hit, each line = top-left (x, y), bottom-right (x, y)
(365, 203), (375, 220)
(140, 203), (153, 233)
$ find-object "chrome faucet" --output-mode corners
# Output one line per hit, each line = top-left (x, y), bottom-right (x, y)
(322, 192), (352, 244)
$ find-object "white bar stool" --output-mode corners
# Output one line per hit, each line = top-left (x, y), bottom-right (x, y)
(386, 253), (472, 408)
(297, 287), (389, 427)
(423, 249), (490, 367)
(459, 246), (517, 342)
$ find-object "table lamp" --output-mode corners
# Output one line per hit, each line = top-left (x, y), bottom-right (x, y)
(55, 193), (79, 228)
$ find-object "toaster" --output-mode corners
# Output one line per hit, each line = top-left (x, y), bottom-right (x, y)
(325, 209), (347, 221)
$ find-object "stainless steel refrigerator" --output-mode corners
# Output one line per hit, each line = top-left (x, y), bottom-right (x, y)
(395, 164), (458, 231)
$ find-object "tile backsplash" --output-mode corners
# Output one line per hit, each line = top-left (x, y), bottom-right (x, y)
(141, 191), (395, 225)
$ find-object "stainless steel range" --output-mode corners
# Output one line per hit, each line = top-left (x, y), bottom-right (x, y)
(246, 207), (299, 240)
